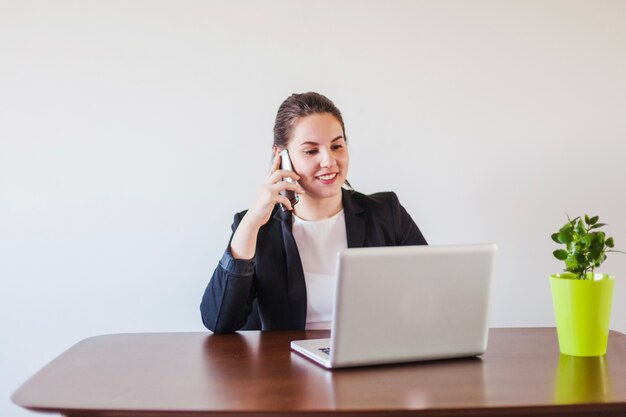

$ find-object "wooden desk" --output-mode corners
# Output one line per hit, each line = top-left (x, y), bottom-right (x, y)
(12, 328), (626, 417)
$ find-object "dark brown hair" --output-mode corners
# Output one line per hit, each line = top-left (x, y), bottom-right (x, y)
(273, 92), (346, 148)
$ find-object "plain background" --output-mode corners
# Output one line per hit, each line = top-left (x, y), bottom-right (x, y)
(1, 1), (625, 415)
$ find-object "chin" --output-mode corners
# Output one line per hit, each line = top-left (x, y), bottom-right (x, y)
(310, 186), (343, 200)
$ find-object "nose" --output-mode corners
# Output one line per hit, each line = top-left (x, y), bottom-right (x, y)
(320, 149), (336, 168)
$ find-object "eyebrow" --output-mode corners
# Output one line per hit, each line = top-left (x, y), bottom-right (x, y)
(299, 136), (345, 146)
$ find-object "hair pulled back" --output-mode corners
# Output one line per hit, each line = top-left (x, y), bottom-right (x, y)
(273, 92), (346, 149)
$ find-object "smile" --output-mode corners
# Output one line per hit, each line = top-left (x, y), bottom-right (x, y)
(316, 173), (337, 181)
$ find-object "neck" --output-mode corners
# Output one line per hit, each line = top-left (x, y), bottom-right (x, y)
(293, 191), (343, 221)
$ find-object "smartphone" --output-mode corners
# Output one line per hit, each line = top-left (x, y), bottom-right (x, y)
(278, 149), (300, 211)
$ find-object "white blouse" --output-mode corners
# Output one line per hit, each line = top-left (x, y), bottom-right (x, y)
(292, 209), (347, 330)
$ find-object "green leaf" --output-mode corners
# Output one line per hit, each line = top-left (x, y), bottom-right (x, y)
(551, 233), (561, 243)
(575, 220), (585, 235)
(589, 216), (599, 225)
(558, 226), (574, 244)
(585, 214), (590, 224)
(606, 237), (614, 248)
(590, 237), (603, 255)
(590, 223), (606, 230)
(553, 249), (568, 260)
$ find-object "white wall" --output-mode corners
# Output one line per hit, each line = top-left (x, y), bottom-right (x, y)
(1, 1), (625, 415)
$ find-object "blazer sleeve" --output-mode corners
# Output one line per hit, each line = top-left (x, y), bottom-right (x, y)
(390, 192), (428, 246)
(200, 212), (258, 333)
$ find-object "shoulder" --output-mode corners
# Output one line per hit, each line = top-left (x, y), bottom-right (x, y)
(230, 209), (247, 230)
(233, 209), (248, 223)
(352, 190), (399, 204)
(233, 205), (282, 222)
(343, 189), (401, 213)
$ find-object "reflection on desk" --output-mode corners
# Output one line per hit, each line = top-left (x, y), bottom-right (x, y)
(554, 354), (610, 404)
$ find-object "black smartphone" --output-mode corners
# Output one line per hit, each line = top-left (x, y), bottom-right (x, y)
(278, 149), (299, 211)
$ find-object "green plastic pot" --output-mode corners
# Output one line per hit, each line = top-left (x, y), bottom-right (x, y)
(550, 273), (615, 356)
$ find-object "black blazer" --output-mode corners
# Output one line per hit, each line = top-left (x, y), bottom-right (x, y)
(200, 189), (427, 333)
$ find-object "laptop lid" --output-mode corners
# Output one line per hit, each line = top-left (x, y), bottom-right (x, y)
(292, 244), (497, 368)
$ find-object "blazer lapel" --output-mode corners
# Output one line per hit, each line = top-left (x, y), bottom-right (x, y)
(342, 189), (366, 248)
(273, 208), (307, 329)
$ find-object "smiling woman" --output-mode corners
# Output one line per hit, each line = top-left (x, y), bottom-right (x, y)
(200, 92), (428, 333)
(282, 112), (349, 217)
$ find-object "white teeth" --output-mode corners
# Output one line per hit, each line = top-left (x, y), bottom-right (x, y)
(318, 173), (337, 180)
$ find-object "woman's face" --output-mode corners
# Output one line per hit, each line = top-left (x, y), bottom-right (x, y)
(285, 113), (349, 201)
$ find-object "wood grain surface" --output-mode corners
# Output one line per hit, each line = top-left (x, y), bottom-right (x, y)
(12, 328), (626, 416)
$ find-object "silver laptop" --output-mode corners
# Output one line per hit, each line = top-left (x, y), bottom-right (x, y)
(290, 244), (497, 368)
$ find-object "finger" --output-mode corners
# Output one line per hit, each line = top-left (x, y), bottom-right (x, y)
(271, 181), (305, 195)
(291, 182), (306, 194)
(269, 154), (281, 174)
(270, 169), (301, 183)
(277, 195), (293, 211)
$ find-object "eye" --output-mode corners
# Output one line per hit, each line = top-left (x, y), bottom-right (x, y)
(331, 144), (344, 151)
(303, 149), (319, 155)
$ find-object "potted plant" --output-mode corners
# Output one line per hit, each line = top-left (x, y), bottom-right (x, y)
(550, 214), (622, 356)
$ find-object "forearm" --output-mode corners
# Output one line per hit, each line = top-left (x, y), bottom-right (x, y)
(229, 215), (262, 260)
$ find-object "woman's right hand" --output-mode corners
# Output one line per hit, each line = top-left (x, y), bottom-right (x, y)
(229, 154), (305, 260)
(244, 154), (305, 228)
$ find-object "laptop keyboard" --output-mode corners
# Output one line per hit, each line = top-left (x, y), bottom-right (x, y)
(318, 347), (331, 356)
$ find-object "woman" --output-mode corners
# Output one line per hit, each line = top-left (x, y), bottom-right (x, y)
(201, 92), (427, 333)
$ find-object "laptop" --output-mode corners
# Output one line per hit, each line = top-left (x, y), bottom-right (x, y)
(290, 244), (497, 368)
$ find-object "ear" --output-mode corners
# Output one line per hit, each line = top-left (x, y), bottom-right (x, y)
(273, 145), (283, 157)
